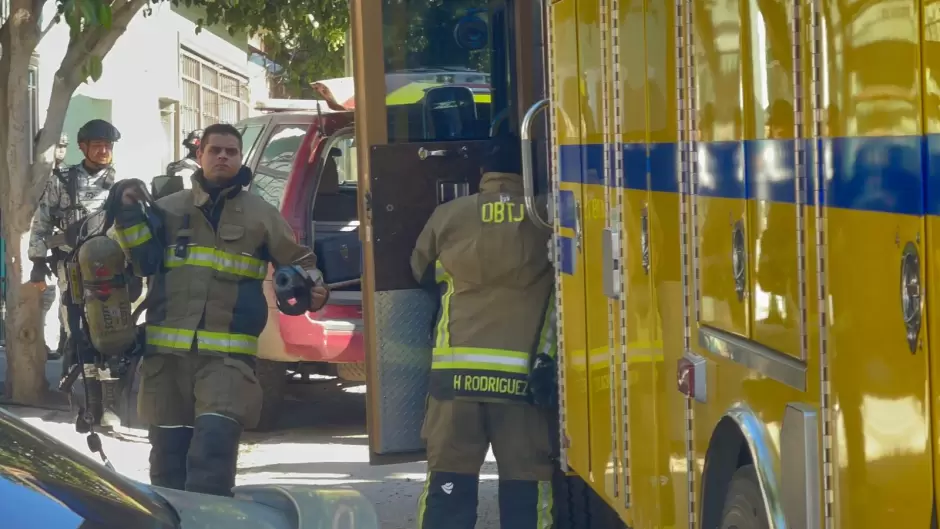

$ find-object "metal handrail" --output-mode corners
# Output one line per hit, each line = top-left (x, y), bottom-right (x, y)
(521, 98), (552, 230)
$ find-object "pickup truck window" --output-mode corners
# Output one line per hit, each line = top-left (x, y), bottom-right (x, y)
(241, 124), (264, 159)
(334, 135), (358, 186)
(250, 124), (308, 209)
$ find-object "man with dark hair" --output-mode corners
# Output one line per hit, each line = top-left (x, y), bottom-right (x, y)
(410, 134), (556, 529)
(28, 119), (120, 407)
(115, 122), (330, 497)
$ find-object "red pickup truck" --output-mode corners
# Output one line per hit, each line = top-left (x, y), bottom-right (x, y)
(234, 99), (362, 429)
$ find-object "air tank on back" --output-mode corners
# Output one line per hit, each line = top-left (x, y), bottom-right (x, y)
(77, 235), (137, 356)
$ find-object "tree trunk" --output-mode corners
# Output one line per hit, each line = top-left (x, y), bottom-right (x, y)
(3, 230), (47, 403)
(1, 0), (47, 405)
(0, 0), (149, 404)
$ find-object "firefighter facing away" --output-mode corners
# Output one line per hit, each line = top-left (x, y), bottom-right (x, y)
(115, 123), (330, 497)
(411, 134), (556, 529)
(165, 129), (203, 187)
(28, 119), (121, 419)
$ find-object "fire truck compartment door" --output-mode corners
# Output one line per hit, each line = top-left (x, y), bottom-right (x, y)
(365, 140), (487, 464)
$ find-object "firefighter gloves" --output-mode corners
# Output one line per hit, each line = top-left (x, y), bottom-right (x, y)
(29, 258), (52, 283)
(527, 353), (558, 409)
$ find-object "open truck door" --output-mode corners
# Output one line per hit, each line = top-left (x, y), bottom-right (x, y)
(365, 136), (488, 463)
(350, 0), (547, 464)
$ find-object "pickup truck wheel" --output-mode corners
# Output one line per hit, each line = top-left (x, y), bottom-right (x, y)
(251, 359), (286, 432)
(720, 464), (770, 529)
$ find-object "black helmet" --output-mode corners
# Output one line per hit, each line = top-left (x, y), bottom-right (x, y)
(77, 119), (121, 144)
(183, 129), (203, 150)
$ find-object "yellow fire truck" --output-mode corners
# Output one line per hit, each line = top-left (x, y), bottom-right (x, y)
(349, 0), (937, 527)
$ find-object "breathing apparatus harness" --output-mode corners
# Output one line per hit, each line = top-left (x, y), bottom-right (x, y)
(57, 178), (161, 470)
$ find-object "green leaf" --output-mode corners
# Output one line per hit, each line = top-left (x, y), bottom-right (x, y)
(97, 4), (112, 29)
(88, 55), (103, 82)
(77, 0), (97, 24)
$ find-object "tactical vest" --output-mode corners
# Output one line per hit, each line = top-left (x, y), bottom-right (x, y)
(56, 165), (115, 242)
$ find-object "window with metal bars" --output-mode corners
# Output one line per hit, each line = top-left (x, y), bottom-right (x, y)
(180, 49), (250, 135)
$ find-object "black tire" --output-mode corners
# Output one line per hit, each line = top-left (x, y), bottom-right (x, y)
(720, 464), (770, 529)
(552, 469), (626, 529)
(250, 359), (286, 432)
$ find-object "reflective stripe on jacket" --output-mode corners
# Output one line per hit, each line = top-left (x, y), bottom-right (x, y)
(115, 167), (319, 356)
(411, 171), (555, 402)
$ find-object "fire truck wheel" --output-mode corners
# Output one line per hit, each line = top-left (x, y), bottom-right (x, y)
(250, 359), (286, 432)
(552, 469), (626, 529)
(720, 464), (770, 529)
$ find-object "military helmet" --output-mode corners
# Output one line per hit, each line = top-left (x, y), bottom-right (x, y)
(77, 119), (121, 144)
(183, 129), (204, 150)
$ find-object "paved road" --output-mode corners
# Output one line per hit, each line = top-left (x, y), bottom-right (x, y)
(2, 362), (501, 529)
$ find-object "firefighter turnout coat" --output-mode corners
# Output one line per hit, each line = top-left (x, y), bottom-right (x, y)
(114, 167), (318, 358)
(410, 171), (556, 403)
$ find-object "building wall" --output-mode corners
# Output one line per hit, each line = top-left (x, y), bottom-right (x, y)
(30, 4), (270, 350)
(35, 2), (268, 177)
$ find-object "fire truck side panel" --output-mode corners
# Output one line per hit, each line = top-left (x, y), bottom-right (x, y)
(609, 0), (668, 524)
(821, 1), (935, 527)
(743, 0), (803, 360)
(644, 1), (688, 527)
(552, 0), (592, 479)
(575, 0), (620, 496)
(923, 0), (940, 517)
(691, 0), (751, 340)
(555, 0), (938, 526)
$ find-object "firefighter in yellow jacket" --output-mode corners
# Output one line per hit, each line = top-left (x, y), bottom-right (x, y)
(115, 123), (329, 497)
(411, 134), (556, 529)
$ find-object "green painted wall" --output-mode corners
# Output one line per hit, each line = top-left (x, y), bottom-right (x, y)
(61, 95), (113, 165)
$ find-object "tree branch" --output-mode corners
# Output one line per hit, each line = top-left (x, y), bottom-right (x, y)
(39, 12), (56, 41)
(32, 0), (48, 29)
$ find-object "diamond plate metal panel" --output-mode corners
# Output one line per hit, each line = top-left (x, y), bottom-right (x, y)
(373, 288), (436, 453)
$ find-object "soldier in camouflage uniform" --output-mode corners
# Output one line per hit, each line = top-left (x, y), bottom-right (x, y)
(33, 130), (70, 361)
(28, 119), (121, 423)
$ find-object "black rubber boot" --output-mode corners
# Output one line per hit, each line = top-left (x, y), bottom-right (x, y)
(149, 426), (193, 490)
(185, 414), (242, 497)
(418, 471), (479, 529)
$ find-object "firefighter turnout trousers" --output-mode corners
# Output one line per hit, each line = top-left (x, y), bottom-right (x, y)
(417, 396), (554, 529)
(138, 350), (262, 496)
